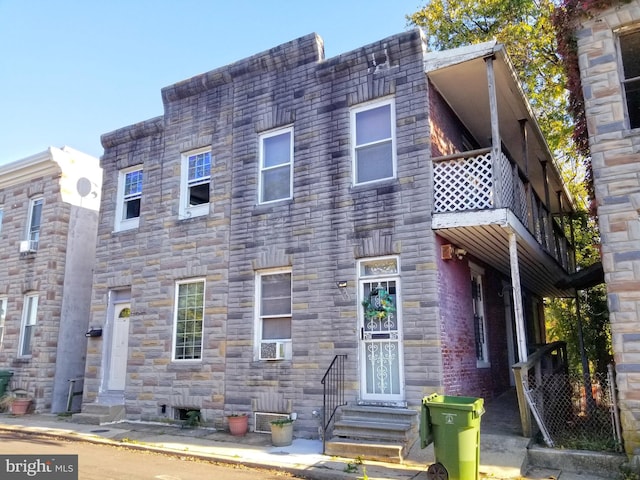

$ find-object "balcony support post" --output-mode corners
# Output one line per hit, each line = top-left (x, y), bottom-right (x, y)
(508, 228), (528, 363)
(485, 55), (503, 208)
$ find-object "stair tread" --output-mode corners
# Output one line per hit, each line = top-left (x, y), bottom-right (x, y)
(334, 419), (413, 430)
(342, 406), (417, 416)
(327, 437), (403, 448)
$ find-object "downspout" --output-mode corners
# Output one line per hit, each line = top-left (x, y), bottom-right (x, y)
(485, 54), (503, 208)
(508, 229), (528, 362)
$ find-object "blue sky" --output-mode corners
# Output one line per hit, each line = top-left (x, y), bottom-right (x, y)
(0, 0), (422, 165)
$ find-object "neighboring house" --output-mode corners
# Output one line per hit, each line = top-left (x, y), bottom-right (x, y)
(570, 0), (640, 460)
(0, 146), (102, 413)
(77, 30), (575, 459)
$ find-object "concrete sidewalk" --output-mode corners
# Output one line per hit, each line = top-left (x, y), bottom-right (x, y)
(0, 413), (614, 480)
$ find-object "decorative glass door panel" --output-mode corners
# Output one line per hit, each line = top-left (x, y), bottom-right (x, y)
(358, 258), (404, 403)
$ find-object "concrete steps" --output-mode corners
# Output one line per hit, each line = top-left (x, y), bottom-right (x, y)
(72, 403), (125, 425)
(324, 405), (418, 463)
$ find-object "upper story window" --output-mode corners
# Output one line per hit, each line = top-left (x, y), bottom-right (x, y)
(351, 99), (396, 185)
(115, 167), (143, 231)
(180, 149), (211, 219)
(20, 294), (38, 357)
(26, 198), (43, 251)
(619, 30), (640, 129)
(259, 128), (293, 204)
(172, 279), (205, 361)
(0, 208), (3, 235)
(256, 269), (292, 360)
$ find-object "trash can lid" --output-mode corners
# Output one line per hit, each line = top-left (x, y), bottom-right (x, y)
(422, 393), (484, 411)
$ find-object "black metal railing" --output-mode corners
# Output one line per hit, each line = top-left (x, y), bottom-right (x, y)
(321, 354), (347, 454)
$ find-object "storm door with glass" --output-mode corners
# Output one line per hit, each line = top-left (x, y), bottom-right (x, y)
(358, 257), (404, 403)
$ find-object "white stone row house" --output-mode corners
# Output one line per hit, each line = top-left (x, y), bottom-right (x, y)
(0, 146), (101, 413)
(75, 30), (577, 460)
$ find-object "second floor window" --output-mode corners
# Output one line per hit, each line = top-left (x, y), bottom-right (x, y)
(115, 167), (143, 231)
(27, 198), (43, 250)
(20, 294), (38, 357)
(352, 100), (396, 185)
(259, 128), (293, 204)
(620, 30), (640, 129)
(180, 149), (211, 219)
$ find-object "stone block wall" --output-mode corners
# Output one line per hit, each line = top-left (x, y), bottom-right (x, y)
(575, 0), (640, 456)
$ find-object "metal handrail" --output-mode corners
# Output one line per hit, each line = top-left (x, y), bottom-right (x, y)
(321, 354), (347, 454)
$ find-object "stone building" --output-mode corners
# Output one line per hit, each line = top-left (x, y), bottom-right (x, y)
(571, 0), (640, 460)
(0, 146), (102, 413)
(76, 30), (575, 460)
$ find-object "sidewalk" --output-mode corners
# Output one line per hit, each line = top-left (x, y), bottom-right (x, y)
(0, 413), (612, 480)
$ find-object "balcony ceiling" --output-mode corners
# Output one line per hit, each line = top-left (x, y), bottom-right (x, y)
(425, 41), (573, 216)
(433, 209), (574, 298)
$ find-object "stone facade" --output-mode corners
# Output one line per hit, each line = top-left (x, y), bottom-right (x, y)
(0, 147), (101, 413)
(82, 30), (557, 437)
(574, 0), (640, 457)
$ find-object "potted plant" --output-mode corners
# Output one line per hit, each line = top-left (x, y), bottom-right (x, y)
(0, 390), (32, 415)
(227, 413), (249, 436)
(270, 417), (294, 446)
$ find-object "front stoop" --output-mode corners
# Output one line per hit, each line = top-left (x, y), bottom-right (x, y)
(71, 404), (125, 425)
(324, 405), (418, 463)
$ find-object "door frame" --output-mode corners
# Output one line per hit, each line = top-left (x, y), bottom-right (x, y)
(101, 289), (131, 394)
(357, 256), (405, 405)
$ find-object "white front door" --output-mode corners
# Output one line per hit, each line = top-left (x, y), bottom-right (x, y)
(107, 303), (130, 391)
(358, 257), (405, 403)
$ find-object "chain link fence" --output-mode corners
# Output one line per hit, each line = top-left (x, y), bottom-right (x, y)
(523, 365), (622, 452)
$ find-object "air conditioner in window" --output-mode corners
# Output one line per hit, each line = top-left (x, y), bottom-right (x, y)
(19, 240), (37, 253)
(259, 341), (286, 361)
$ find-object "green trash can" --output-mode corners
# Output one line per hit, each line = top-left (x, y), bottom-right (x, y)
(421, 393), (484, 480)
(0, 371), (13, 398)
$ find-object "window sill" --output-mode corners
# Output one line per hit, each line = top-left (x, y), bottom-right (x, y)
(350, 177), (398, 193)
(476, 361), (491, 369)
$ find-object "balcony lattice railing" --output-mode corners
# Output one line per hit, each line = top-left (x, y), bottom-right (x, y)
(433, 148), (574, 271)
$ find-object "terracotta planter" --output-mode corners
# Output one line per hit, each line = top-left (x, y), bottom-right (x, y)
(228, 415), (248, 436)
(10, 398), (31, 415)
(270, 421), (293, 447)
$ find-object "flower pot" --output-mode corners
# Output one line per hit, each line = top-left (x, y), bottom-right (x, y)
(10, 398), (31, 415)
(228, 415), (248, 436)
(270, 421), (293, 447)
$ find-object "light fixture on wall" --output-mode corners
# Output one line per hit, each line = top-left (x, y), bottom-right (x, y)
(441, 244), (467, 261)
(336, 281), (348, 288)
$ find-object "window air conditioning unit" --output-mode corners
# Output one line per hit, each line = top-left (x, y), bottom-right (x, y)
(259, 341), (286, 360)
(19, 240), (36, 253)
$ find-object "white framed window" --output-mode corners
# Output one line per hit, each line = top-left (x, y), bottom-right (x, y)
(25, 198), (43, 251)
(255, 269), (292, 360)
(19, 294), (38, 357)
(470, 263), (490, 368)
(259, 127), (293, 204)
(172, 279), (205, 361)
(180, 149), (211, 219)
(351, 99), (396, 185)
(0, 297), (6, 350)
(115, 166), (143, 231)
(619, 29), (640, 129)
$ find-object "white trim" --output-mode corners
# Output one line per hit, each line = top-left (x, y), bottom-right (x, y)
(114, 165), (143, 232)
(350, 98), (397, 186)
(470, 265), (490, 369)
(171, 278), (206, 362)
(179, 147), (211, 219)
(258, 127), (294, 204)
(0, 297), (7, 351)
(25, 197), (43, 251)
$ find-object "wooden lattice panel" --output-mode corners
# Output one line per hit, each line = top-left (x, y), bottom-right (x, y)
(433, 153), (494, 213)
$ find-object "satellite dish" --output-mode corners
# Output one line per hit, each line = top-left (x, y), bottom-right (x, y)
(76, 177), (92, 197)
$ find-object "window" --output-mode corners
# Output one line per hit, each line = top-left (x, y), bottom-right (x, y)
(172, 280), (205, 361)
(351, 100), (396, 185)
(471, 265), (489, 367)
(256, 270), (292, 360)
(620, 30), (640, 129)
(180, 149), (211, 218)
(259, 128), (293, 204)
(26, 198), (43, 250)
(115, 167), (143, 231)
(0, 297), (6, 350)
(0, 208), (3, 234)
(20, 294), (38, 357)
